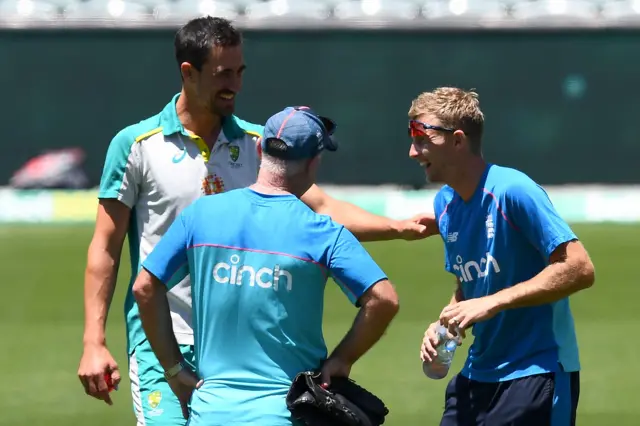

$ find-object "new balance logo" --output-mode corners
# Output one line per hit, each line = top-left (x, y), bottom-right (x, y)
(447, 232), (458, 243)
(452, 253), (501, 283)
(212, 254), (293, 291)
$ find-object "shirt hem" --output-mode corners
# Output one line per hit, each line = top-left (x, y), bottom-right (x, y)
(460, 364), (561, 383)
(127, 331), (194, 355)
(98, 190), (134, 209)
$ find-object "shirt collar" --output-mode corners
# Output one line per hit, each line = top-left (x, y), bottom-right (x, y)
(160, 93), (246, 142)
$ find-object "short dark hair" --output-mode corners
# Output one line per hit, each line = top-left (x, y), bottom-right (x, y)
(174, 16), (242, 72)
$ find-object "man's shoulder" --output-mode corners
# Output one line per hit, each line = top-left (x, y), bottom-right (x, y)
(435, 184), (455, 199)
(434, 185), (456, 212)
(282, 201), (346, 246)
(486, 164), (541, 197)
(110, 113), (164, 149)
(178, 191), (246, 230)
(194, 188), (246, 208)
(224, 115), (264, 145)
(233, 115), (264, 138)
(309, 209), (345, 231)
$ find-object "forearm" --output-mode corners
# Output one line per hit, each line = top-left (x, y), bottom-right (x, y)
(134, 278), (183, 371)
(83, 246), (119, 346)
(329, 302), (397, 365)
(492, 261), (593, 311)
(321, 198), (400, 242)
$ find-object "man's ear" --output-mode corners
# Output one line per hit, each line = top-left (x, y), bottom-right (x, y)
(256, 137), (262, 157)
(180, 62), (195, 82)
(453, 129), (466, 148)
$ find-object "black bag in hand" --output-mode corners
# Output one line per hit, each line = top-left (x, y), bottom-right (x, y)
(286, 371), (389, 426)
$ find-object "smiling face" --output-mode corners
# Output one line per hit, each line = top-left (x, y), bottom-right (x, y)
(408, 115), (458, 184)
(174, 17), (244, 117)
(185, 44), (245, 117)
(407, 88), (486, 184)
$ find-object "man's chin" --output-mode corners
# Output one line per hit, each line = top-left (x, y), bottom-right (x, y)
(212, 103), (235, 117)
(425, 170), (441, 184)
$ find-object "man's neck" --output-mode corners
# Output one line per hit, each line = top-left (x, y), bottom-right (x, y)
(176, 89), (222, 149)
(447, 157), (488, 202)
(250, 173), (311, 198)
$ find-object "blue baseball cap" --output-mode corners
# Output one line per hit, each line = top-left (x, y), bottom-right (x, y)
(261, 106), (337, 160)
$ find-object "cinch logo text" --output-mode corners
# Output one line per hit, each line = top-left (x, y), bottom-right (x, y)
(212, 254), (293, 291)
(452, 252), (501, 283)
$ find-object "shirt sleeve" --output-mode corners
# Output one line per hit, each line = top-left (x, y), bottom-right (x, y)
(328, 227), (388, 307)
(142, 212), (190, 289)
(98, 128), (141, 209)
(249, 127), (264, 169)
(505, 181), (578, 260)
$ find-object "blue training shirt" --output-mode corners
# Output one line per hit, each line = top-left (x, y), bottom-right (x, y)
(434, 164), (580, 383)
(142, 188), (388, 426)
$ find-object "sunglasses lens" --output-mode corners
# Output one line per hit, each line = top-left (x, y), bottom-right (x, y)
(409, 121), (425, 137)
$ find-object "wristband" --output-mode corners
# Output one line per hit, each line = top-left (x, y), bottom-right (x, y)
(164, 362), (184, 380)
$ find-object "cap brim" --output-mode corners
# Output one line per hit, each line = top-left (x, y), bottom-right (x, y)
(318, 115), (336, 135)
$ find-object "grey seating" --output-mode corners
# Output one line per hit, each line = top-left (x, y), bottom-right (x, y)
(600, 0), (640, 26)
(510, 0), (600, 25)
(422, 0), (509, 25)
(333, 0), (422, 21)
(154, 0), (239, 21)
(0, 0), (59, 21)
(63, 0), (151, 20)
(243, 0), (331, 20)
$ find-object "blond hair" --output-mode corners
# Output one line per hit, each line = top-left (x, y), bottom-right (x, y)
(408, 87), (485, 154)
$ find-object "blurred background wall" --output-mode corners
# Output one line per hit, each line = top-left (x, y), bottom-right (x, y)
(1, 0), (639, 190)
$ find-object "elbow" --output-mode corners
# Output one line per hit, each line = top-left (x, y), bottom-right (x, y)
(133, 269), (166, 307)
(373, 290), (400, 322)
(132, 278), (152, 305)
(359, 279), (400, 323)
(577, 258), (596, 290)
(132, 280), (145, 303)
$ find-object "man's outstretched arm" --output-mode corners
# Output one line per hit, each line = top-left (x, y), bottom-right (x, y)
(300, 184), (438, 242)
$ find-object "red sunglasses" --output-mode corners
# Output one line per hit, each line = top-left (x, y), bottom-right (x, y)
(408, 120), (455, 137)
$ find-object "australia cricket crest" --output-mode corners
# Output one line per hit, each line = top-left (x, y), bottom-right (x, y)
(228, 145), (242, 168)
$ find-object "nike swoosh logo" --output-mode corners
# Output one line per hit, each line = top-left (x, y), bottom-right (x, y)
(172, 147), (187, 163)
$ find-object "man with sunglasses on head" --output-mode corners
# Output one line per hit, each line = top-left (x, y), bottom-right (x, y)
(77, 16), (436, 426)
(133, 106), (400, 425)
(409, 87), (595, 426)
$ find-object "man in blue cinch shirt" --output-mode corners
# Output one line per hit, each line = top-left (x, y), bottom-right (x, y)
(132, 106), (400, 425)
(409, 88), (596, 426)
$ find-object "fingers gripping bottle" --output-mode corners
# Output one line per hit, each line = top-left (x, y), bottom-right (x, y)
(423, 325), (461, 380)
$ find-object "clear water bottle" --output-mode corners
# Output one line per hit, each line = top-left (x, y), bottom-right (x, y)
(422, 324), (461, 380)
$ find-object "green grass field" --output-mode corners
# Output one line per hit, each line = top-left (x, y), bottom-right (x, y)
(0, 223), (637, 426)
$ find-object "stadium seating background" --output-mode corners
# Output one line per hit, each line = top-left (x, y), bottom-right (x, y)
(1, 13), (640, 187)
(1, 0), (639, 27)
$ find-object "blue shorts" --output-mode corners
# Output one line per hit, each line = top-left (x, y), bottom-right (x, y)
(129, 339), (196, 426)
(440, 370), (580, 426)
